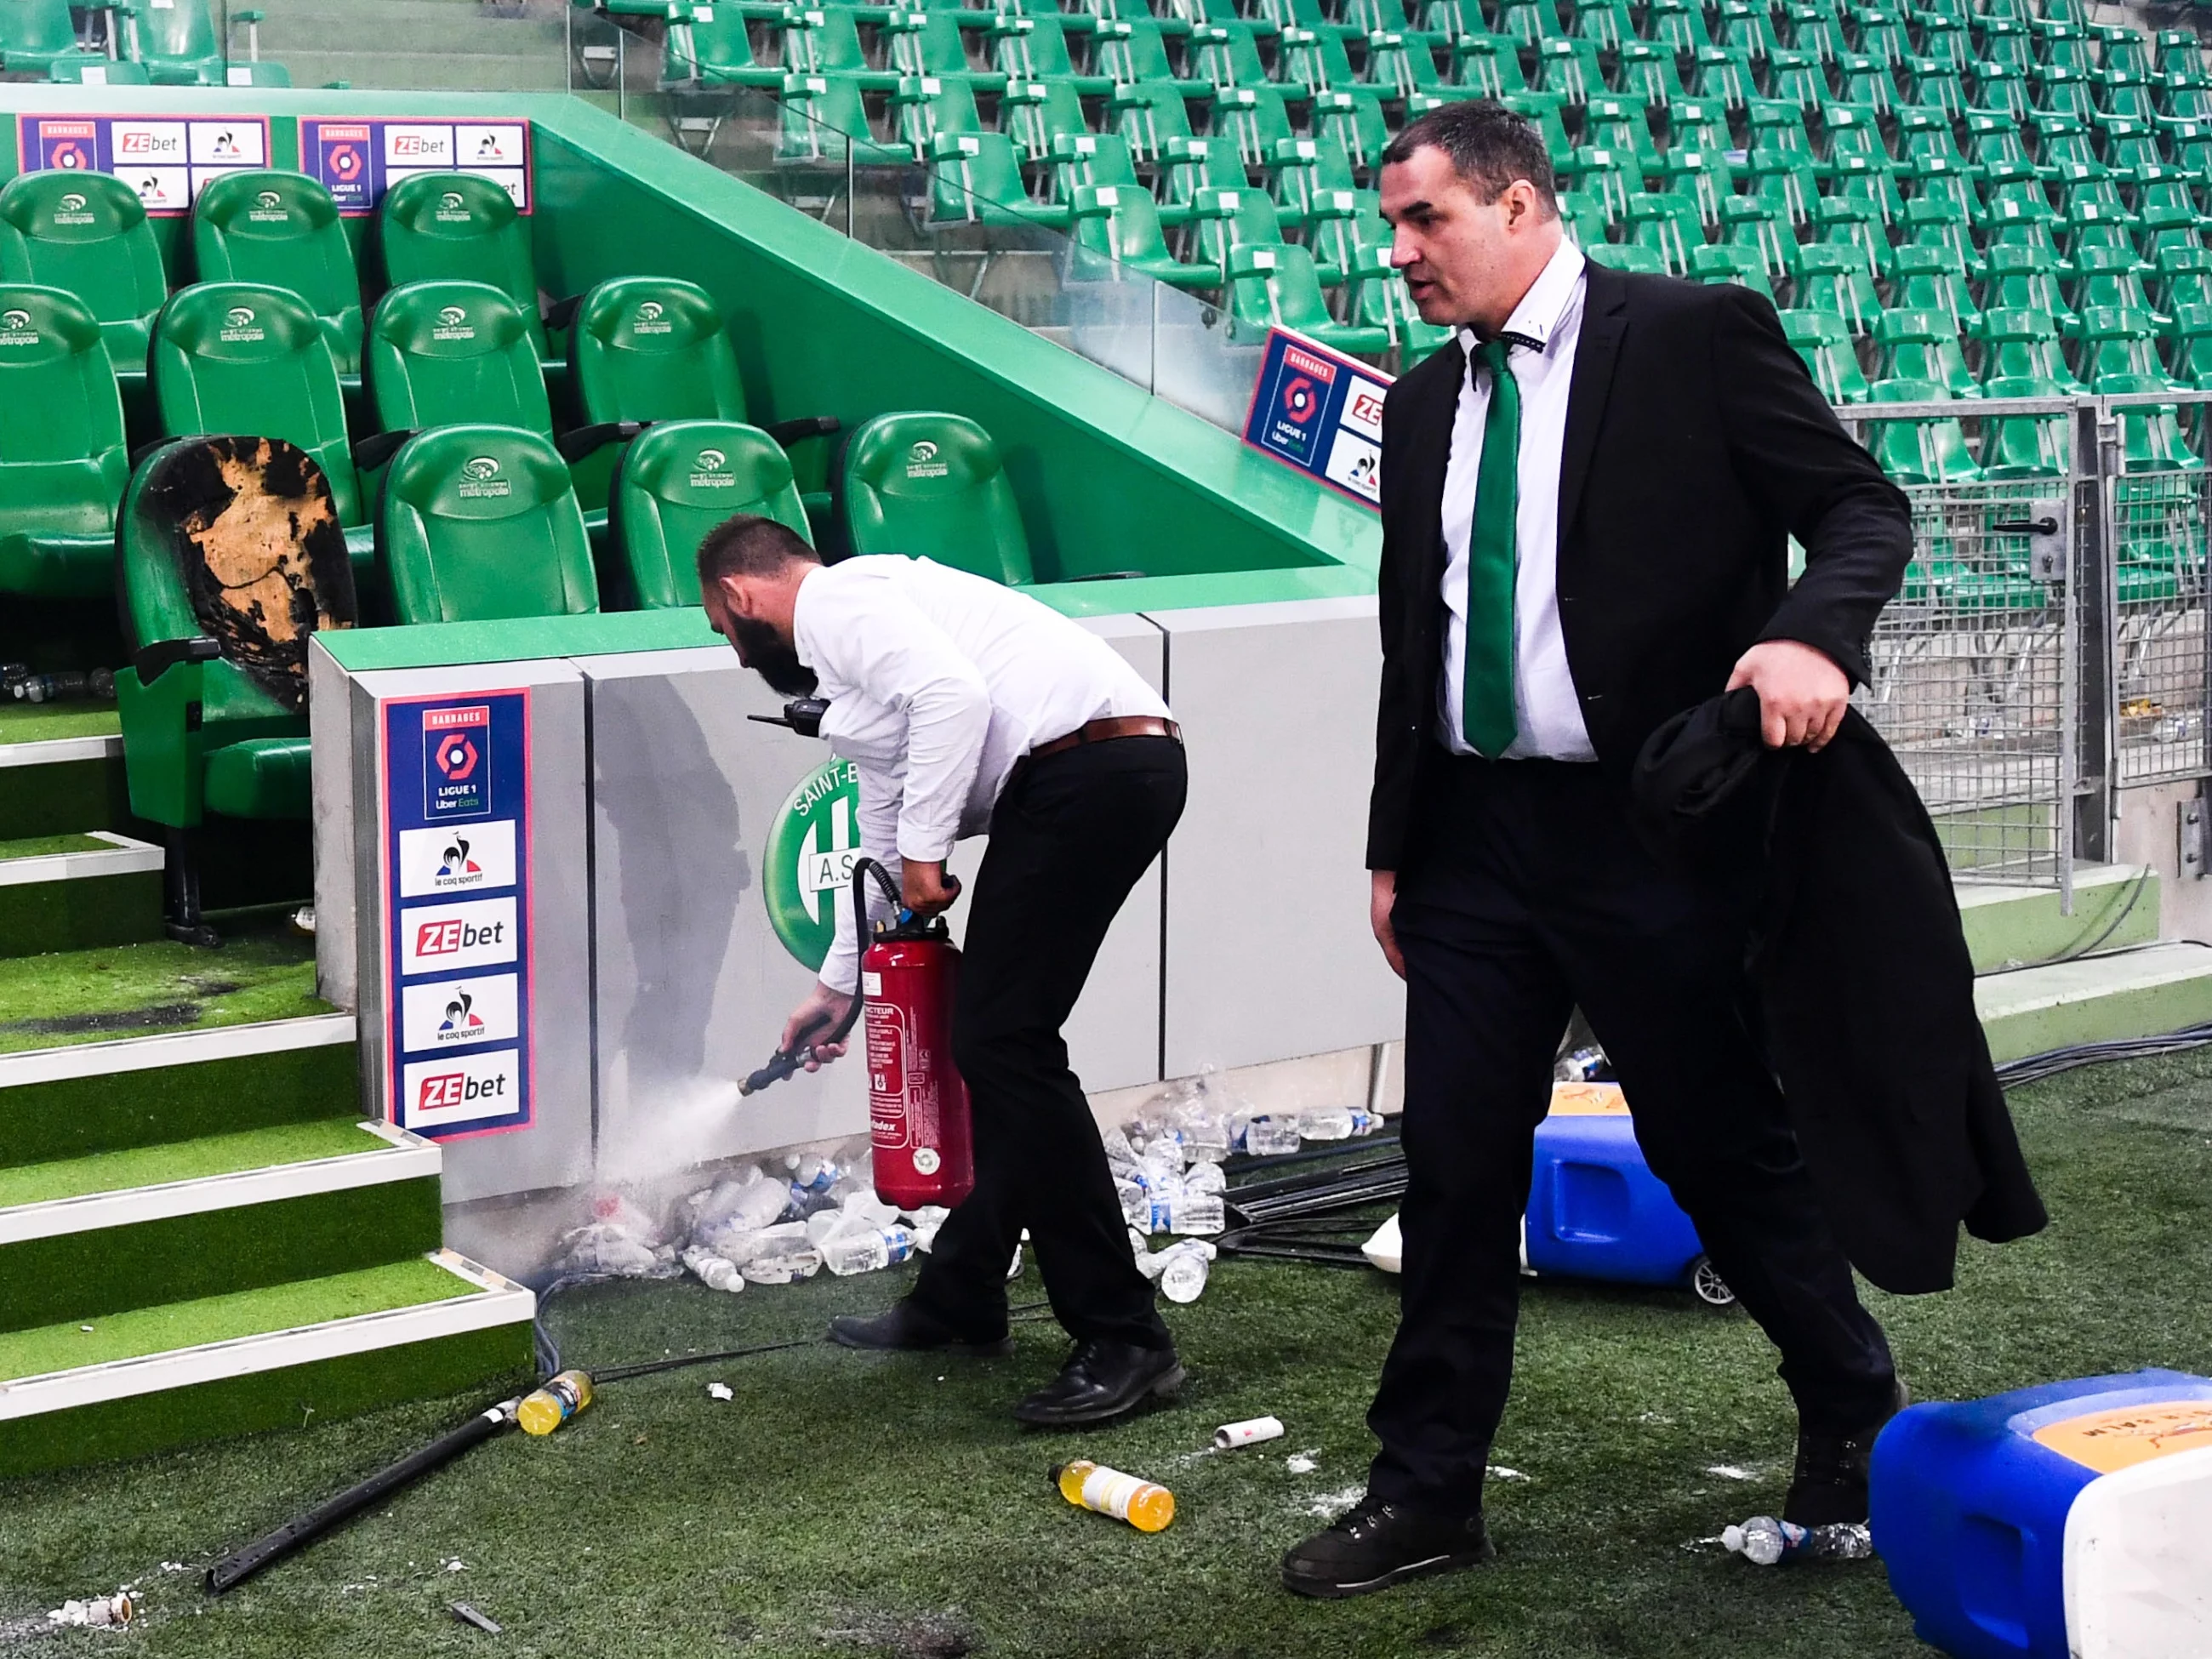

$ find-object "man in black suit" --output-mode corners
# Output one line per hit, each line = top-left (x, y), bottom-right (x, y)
(1280, 102), (1916, 1599)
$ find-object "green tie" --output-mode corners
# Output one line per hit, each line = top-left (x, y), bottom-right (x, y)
(1462, 336), (1521, 760)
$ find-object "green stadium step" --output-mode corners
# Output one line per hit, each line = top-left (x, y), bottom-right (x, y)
(0, 1116), (442, 1335)
(0, 830), (162, 959)
(0, 1013), (358, 1166)
(0, 731), (128, 840)
(1957, 864), (2163, 975)
(0, 1250), (535, 1481)
(1975, 941), (2212, 1066)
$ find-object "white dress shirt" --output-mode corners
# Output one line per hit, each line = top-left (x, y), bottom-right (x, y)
(1438, 237), (1595, 761)
(794, 555), (1169, 991)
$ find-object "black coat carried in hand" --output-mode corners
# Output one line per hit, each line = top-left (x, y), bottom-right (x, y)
(1633, 689), (2050, 1294)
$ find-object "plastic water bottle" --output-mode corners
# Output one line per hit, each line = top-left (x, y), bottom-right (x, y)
(1052, 1460), (1176, 1532)
(822, 1225), (916, 1277)
(1115, 1176), (1150, 1230)
(1301, 1107), (1356, 1142)
(1721, 1516), (1873, 1566)
(1155, 1189), (1224, 1236)
(1158, 1245), (1211, 1303)
(739, 1241), (823, 1284)
(1182, 1160), (1227, 1196)
(1244, 1114), (1302, 1155)
(12, 669), (114, 704)
(681, 1246), (744, 1292)
(517, 1370), (595, 1436)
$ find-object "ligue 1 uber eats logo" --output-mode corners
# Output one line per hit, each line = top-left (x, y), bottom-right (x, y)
(764, 757), (862, 971)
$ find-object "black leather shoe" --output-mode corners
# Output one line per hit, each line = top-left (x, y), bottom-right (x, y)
(1784, 1379), (1909, 1526)
(828, 1297), (1012, 1358)
(1011, 1339), (1183, 1426)
(1281, 1497), (1495, 1599)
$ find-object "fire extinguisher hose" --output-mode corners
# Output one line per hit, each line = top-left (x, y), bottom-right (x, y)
(737, 857), (904, 1096)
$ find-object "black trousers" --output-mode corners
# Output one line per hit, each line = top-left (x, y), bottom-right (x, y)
(908, 735), (1188, 1351)
(1367, 754), (1896, 1518)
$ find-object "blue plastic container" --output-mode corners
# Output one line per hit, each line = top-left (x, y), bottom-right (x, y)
(1872, 1370), (2212, 1659)
(1524, 1083), (1727, 1303)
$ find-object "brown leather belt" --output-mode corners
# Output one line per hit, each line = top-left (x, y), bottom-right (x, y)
(1028, 715), (1182, 762)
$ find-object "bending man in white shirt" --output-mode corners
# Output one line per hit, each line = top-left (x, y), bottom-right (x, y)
(699, 516), (1190, 1426)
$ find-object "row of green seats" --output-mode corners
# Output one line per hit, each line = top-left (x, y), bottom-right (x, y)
(0, 0), (287, 87)
(0, 166), (546, 394)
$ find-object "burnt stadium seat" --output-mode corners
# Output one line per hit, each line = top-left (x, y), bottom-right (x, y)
(611, 419), (813, 608)
(191, 170), (363, 377)
(0, 284), (128, 598)
(377, 425), (600, 624)
(116, 434), (357, 943)
(0, 170), (168, 389)
(837, 412), (1034, 584)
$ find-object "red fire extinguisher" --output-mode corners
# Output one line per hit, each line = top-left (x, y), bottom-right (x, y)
(737, 857), (974, 1211)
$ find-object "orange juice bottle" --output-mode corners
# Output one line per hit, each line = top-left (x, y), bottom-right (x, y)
(1052, 1460), (1176, 1531)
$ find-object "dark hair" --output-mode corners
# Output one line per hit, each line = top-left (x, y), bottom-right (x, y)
(1381, 100), (1557, 215)
(695, 513), (819, 589)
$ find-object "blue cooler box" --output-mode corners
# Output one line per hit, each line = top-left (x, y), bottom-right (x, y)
(1524, 1083), (1731, 1305)
(1873, 1370), (2212, 1659)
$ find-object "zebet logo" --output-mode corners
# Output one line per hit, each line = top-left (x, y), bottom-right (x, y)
(904, 439), (949, 480)
(763, 758), (862, 971)
(400, 896), (517, 975)
(401, 1051), (522, 1129)
(457, 455), (510, 499)
(0, 310), (35, 348)
(687, 448), (736, 489)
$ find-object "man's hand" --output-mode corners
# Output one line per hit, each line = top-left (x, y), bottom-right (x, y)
(1371, 869), (1406, 981)
(1726, 640), (1850, 751)
(903, 859), (961, 916)
(780, 983), (855, 1070)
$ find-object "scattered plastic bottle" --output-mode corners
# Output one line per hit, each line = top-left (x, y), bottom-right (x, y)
(1154, 1189), (1225, 1236)
(680, 1246), (744, 1293)
(1554, 1045), (1615, 1084)
(1244, 1114), (1303, 1156)
(1721, 1516), (1874, 1566)
(693, 1169), (798, 1238)
(517, 1370), (595, 1436)
(1158, 1244), (1213, 1304)
(47, 1593), (132, 1629)
(1052, 1460), (1176, 1532)
(1182, 1160), (1227, 1196)
(12, 668), (115, 704)
(739, 1244), (823, 1285)
(822, 1225), (916, 1277)
(1300, 1107), (1356, 1142)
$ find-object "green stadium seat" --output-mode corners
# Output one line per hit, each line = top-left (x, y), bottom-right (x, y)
(1666, 98), (1735, 154)
(1279, 26), (1360, 99)
(1976, 373), (2072, 478)
(1745, 148), (1819, 224)
(150, 282), (373, 575)
(0, 284), (128, 599)
(362, 279), (555, 451)
(775, 4), (875, 77)
(1622, 191), (1702, 275)
(1047, 130), (1145, 207)
(1790, 242), (1880, 333)
(1110, 78), (1198, 163)
(1971, 64), (2031, 120)
(1778, 4), (1839, 65)
(1188, 185), (1287, 276)
(2162, 302), (2212, 390)
(1222, 242), (1394, 356)
(115, 0), (227, 84)
(1886, 242), (1979, 330)
(1557, 189), (1611, 250)
(1264, 136), (1347, 231)
(1500, 89), (1575, 172)
(191, 170), (363, 379)
(612, 419), (812, 609)
(1446, 30), (1527, 96)
(927, 131), (1070, 229)
(1582, 96), (1661, 163)
(45, 56), (150, 84)
(1973, 15), (2030, 74)
(998, 78), (1092, 163)
(1866, 378), (1982, 483)
(2068, 244), (2156, 319)
(1365, 30), (1481, 115)
(1713, 1), (1783, 64)
(1782, 306), (1872, 401)
(1343, 247), (1451, 368)
(1531, 35), (1604, 103)
(1589, 242), (1671, 275)
(115, 434), (356, 939)
(1569, 0), (1632, 49)
(1906, 61), (1970, 117)
(2155, 246), (2212, 317)
(772, 73), (913, 168)
(1978, 242), (2078, 333)
(0, 170), (167, 388)
(1651, 147), (1736, 226)
(1208, 83), (1301, 168)
(378, 425), (599, 624)
(1187, 20), (1270, 91)
(838, 411), (1034, 584)
(878, 7), (997, 88)
(1875, 308), (1979, 399)
(1690, 243), (1776, 299)
(989, 14), (1104, 94)
(1720, 197), (1793, 280)
(662, 2), (785, 86)
(1093, 17), (1208, 95)
(1492, 0), (1562, 45)
(378, 172), (554, 367)
(1762, 48), (1827, 113)
(1067, 184), (1217, 288)
(1611, 39), (1690, 108)
(1834, 51), (1903, 113)
(1646, 0), (1711, 54)
(0, 0), (100, 74)
(1691, 43), (1758, 108)
(1313, 87), (1396, 180)
(890, 74), (985, 155)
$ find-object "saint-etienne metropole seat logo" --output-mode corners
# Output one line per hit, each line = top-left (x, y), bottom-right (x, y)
(763, 756), (863, 972)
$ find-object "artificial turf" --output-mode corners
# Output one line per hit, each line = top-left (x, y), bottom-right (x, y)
(0, 919), (324, 1056)
(0, 704), (120, 746)
(5, 1047), (2212, 1657)
(0, 1119), (389, 1210)
(0, 835), (114, 862)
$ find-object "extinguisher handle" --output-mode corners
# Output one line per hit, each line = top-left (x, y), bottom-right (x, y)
(736, 1011), (840, 1097)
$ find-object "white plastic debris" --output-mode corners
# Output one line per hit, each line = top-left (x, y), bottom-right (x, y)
(707, 1382), (733, 1401)
(1722, 1516), (1873, 1565)
(47, 1593), (132, 1628)
(1361, 1213), (1403, 1274)
(1286, 1452), (1319, 1474)
(680, 1245), (745, 1293)
(1214, 1416), (1286, 1450)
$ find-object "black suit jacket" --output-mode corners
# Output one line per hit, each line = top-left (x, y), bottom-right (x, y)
(1368, 259), (1914, 869)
